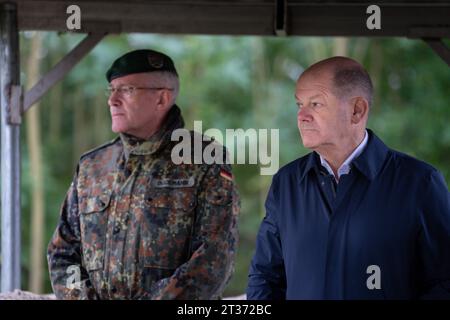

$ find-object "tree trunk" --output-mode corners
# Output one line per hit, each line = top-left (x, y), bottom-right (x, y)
(48, 35), (68, 143)
(48, 74), (63, 144)
(250, 38), (273, 217)
(25, 32), (45, 293)
(333, 37), (349, 57)
(94, 93), (110, 145)
(73, 87), (87, 165)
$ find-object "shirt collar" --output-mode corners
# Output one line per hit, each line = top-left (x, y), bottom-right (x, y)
(120, 104), (184, 160)
(299, 129), (389, 182)
(319, 130), (368, 180)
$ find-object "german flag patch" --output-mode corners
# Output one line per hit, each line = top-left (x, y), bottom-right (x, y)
(219, 169), (233, 181)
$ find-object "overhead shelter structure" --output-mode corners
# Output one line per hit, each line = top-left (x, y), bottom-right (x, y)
(1, 0), (449, 292)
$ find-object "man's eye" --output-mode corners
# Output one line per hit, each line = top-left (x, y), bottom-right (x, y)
(311, 102), (321, 107)
(296, 102), (303, 108)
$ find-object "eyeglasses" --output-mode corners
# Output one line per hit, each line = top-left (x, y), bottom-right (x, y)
(105, 85), (174, 97)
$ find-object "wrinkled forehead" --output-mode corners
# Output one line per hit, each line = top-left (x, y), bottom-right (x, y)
(298, 66), (334, 84)
(295, 70), (335, 96)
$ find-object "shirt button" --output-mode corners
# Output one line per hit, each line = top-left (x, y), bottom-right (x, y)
(113, 225), (121, 234)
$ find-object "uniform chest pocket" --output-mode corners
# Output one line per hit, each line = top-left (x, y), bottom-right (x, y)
(79, 193), (111, 271)
(141, 187), (197, 269)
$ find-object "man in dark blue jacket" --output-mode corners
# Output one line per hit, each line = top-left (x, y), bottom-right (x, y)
(247, 56), (450, 300)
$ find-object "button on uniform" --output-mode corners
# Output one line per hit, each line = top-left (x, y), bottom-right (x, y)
(113, 224), (121, 234)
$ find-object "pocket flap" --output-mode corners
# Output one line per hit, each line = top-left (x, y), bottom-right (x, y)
(81, 193), (111, 214)
(206, 187), (232, 206)
(146, 188), (196, 211)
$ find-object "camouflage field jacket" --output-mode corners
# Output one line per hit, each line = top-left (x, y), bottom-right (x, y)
(47, 105), (239, 299)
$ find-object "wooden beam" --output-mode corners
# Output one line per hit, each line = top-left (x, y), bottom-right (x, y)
(5, 1), (449, 37)
(23, 31), (105, 112)
(423, 38), (450, 67)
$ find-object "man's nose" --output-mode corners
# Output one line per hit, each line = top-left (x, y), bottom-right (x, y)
(108, 91), (121, 107)
(298, 107), (312, 122)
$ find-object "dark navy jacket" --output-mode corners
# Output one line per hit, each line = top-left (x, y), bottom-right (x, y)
(247, 130), (450, 299)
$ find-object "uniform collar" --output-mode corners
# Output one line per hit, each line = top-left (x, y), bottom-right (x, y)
(300, 129), (389, 182)
(120, 104), (184, 160)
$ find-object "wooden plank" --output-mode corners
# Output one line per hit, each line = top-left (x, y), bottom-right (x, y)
(4, 1), (450, 37)
(288, 5), (450, 37)
(424, 39), (450, 66)
(23, 32), (105, 112)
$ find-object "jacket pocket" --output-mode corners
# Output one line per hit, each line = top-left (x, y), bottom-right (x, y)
(141, 187), (197, 269)
(205, 186), (232, 206)
(141, 266), (176, 293)
(79, 193), (111, 271)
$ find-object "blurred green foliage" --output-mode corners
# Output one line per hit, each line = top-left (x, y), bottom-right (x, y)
(12, 32), (450, 296)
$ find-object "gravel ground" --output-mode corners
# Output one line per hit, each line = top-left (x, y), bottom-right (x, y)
(0, 289), (245, 300)
(0, 289), (56, 300)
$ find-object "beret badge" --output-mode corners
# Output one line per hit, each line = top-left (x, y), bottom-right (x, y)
(148, 54), (164, 69)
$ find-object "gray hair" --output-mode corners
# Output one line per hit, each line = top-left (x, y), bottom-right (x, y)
(150, 71), (180, 106)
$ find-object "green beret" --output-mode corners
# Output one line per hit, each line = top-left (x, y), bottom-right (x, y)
(106, 49), (178, 82)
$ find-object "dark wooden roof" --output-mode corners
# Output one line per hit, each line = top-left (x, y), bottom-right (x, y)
(3, 0), (449, 38)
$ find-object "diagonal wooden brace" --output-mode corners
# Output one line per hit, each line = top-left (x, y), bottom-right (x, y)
(423, 38), (450, 67)
(22, 32), (106, 113)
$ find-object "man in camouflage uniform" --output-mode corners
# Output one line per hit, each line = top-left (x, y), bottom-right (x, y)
(47, 49), (239, 299)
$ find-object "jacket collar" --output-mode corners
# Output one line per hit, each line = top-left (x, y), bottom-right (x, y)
(120, 104), (184, 160)
(299, 129), (389, 182)
(351, 129), (389, 181)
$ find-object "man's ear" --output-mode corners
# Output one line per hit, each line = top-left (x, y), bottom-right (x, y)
(351, 97), (369, 124)
(156, 90), (172, 110)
